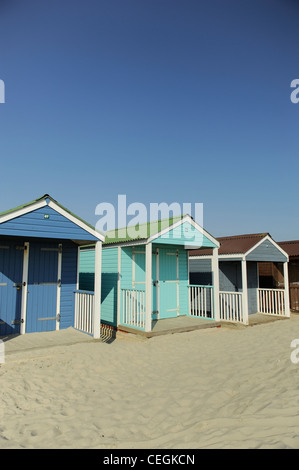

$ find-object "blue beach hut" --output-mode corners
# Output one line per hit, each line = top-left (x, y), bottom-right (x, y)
(0, 195), (104, 338)
(189, 233), (290, 324)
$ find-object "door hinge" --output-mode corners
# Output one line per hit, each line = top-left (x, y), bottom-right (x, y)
(13, 283), (23, 288)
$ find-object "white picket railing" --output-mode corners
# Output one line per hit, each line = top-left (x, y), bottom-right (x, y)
(188, 285), (214, 319)
(74, 290), (94, 334)
(219, 291), (244, 323)
(258, 288), (286, 316)
(122, 288), (146, 329)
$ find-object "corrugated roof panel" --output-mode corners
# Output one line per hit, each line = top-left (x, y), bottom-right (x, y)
(189, 233), (270, 256)
(278, 241), (299, 257)
(104, 215), (184, 245)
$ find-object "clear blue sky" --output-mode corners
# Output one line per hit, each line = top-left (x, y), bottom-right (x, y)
(0, 0), (298, 240)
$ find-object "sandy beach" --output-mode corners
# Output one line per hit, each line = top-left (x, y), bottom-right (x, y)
(1, 315), (299, 449)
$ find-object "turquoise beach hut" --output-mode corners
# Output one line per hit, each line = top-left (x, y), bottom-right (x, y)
(78, 215), (220, 335)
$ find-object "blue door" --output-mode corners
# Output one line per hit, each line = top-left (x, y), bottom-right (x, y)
(159, 248), (179, 319)
(26, 243), (59, 333)
(0, 242), (24, 336)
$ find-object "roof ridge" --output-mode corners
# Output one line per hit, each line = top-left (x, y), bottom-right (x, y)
(0, 194), (97, 232)
(217, 232), (269, 241)
(105, 214), (186, 235)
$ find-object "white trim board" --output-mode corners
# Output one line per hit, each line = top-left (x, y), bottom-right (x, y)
(189, 253), (245, 260)
(0, 200), (47, 224)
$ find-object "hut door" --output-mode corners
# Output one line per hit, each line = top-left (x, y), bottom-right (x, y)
(159, 248), (179, 319)
(26, 243), (61, 333)
(0, 243), (24, 336)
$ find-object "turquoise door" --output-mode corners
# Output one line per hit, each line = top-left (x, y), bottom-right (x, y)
(132, 246), (179, 321)
(133, 247), (159, 321)
(158, 248), (179, 319)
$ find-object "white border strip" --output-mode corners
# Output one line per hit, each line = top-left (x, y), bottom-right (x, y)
(0, 200), (47, 224)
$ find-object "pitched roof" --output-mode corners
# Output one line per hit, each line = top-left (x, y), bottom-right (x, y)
(104, 215), (184, 245)
(0, 194), (95, 231)
(189, 233), (270, 256)
(278, 240), (299, 257)
(0, 194), (105, 242)
(103, 214), (219, 248)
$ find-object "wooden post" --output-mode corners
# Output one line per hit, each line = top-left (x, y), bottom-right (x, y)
(212, 247), (220, 321)
(241, 258), (249, 325)
(283, 261), (290, 317)
(145, 242), (152, 332)
(93, 241), (102, 339)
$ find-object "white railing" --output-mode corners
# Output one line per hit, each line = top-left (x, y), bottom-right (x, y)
(188, 285), (214, 319)
(122, 288), (146, 329)
(74, 290), (94, 334)
(219, 291), (244, 323)
(258, 288), (286, 316)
